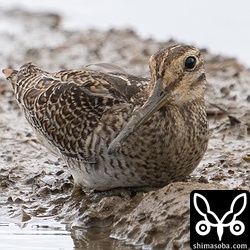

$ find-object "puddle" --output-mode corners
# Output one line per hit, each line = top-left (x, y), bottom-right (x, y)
(0, 220), (74, 250)
(0, 219), (137, 250)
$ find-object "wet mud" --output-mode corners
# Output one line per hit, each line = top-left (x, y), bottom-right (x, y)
(0, 8), (249, 250)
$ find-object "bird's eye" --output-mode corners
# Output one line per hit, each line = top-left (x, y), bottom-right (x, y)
(185, 56), (196, 70)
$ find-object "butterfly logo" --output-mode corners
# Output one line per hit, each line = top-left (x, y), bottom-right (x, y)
(193, 193), (247, 241)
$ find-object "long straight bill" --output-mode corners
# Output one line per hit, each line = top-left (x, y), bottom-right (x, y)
(108, 78), (166, 154)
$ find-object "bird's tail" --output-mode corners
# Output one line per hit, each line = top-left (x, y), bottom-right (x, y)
(2, 68), (17, 78)
(2, 68), (19, 89)
(2, 62), (43, 90)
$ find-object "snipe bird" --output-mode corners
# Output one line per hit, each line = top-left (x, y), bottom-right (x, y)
(3, 45), (209, 191)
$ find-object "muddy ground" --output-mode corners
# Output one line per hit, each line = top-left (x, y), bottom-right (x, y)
(0, 8), (249, 250)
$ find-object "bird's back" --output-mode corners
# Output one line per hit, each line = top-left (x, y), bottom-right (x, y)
(5, 62), (150, 162)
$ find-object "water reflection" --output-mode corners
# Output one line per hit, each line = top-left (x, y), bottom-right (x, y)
(0, 220), (74, 250)
(0, 220), (138, 250)
(71, 226), (137, 250)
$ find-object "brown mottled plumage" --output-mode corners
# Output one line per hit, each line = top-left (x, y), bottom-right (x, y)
(3, 45), (209, 191)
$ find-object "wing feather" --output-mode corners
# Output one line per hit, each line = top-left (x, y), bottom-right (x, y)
(7, 63), (149, 162)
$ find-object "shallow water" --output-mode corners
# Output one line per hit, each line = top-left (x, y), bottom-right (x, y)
(0, 221), (138, 250)
(0, 220), (74, 250)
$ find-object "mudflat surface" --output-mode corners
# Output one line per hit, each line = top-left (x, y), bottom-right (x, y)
(0, 8), (249, 250)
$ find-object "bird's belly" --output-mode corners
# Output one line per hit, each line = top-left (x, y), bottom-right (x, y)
(64, 132), (208, 191)
(65, 156), (143, 190)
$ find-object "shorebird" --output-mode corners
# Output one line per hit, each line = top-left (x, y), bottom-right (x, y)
(3, 45), (209, 191)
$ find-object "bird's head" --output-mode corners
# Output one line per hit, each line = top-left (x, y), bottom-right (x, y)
(108, 45), (207, 154)
(148, 44), (206, 108)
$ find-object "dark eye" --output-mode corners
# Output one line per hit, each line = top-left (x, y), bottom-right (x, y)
(185, 56), (196, 70)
